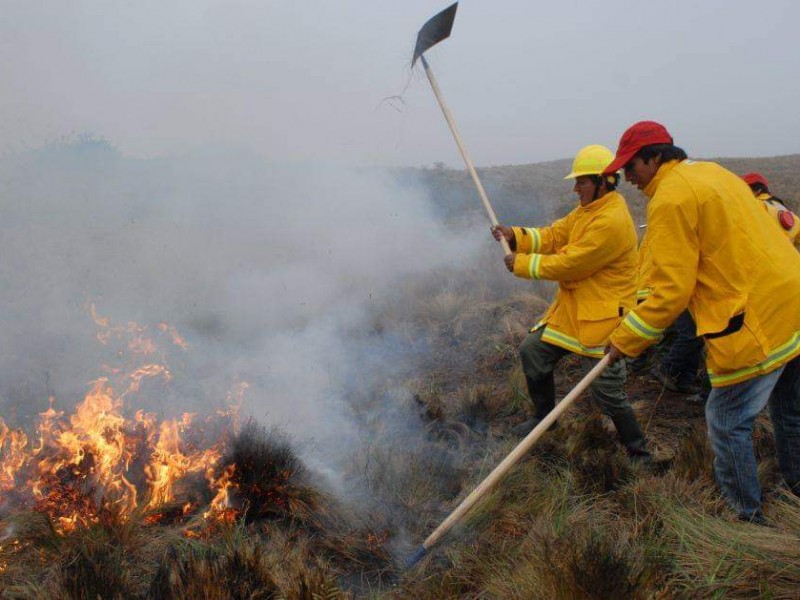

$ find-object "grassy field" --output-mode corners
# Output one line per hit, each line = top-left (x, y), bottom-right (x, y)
(1, 154), (799, 598)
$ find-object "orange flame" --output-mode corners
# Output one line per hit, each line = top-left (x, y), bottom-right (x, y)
(0, 311), (243, 535)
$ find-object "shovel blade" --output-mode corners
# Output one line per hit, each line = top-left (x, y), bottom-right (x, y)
(412, 2), (458, 66)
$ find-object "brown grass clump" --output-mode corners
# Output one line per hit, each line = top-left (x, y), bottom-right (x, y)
(564, 415), (634, 495)
(149, 542), (280, 599)
(59, 530), (138, 599)
(216, 419), (325, 528)
(671, 421), (714, 481)
(149, 525), (351, 599)
(519, 526), (646, 599)
(0, 510), (181, 598)
(664, 505), (800, 598)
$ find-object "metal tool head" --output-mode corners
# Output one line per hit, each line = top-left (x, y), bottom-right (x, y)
(404, 545), (428, 569)
(412, 2), (458, 66)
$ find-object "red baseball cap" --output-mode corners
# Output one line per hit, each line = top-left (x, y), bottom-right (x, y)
(603, 121), (674, 175)
(741, 172), (769, 188)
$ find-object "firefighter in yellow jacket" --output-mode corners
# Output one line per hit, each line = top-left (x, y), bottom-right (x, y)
(605, 121), (800, 524)
(493, 145), (650, 461)
(741, 172), (800, 248)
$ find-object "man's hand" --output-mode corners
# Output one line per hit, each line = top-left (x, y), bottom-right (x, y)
(504, 252), (516, 272)
(605, 343), (629, 365)
(491, 225), (514, 244)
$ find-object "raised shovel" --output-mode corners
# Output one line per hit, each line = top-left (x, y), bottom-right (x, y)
(405, 355), (612, 568)
(406, 3), (612, 570)
(412, 2), (511, 256)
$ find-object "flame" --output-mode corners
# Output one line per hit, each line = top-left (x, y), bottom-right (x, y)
(205, 463), (238, 518)
(365, 529), (390, 551)
(0, 419), (30, 495)
(144, 418), (223, 511)
(158, 322), (189, 350)
(0, 311), (242, 536)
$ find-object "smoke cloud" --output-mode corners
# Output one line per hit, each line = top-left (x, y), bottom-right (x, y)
(0, 138), (489, 477)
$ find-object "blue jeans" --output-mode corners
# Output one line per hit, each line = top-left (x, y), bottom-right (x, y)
(705, 355), (800, 518)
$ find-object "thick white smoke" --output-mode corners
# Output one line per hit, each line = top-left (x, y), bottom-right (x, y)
(0, 139), (488, 476)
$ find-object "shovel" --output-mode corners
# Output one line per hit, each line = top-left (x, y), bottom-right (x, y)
(413, 2), (511, 256)
(405, 355), (611, 569)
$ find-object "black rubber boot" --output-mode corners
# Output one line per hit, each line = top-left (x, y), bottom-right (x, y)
(611, 410), (651, 462)
(512, 373), (558, 437)
(527, 372), (556, 420)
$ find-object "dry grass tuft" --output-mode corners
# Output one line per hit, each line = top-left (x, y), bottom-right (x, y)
(217, 419), (325, 528)
(565, 415), (634, 494)
(531, 526), (646, 599)
(664, 505), (800, 597)
(148, 541), (280, 599)
(59, 530), (137, 599)
(670, 421), (714, 481)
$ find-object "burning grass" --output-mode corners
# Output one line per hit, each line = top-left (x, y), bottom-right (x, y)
(211, 419), (323, 527)
(3, 285), (800, 597)
(0, 312), (394, 597)
(0, 407), (392, 597)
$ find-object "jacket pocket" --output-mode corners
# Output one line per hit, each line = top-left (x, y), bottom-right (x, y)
(577, 300), (622, 321)
(704, 313), (744, 340)
(577, 300), (621, 347)
(692, 292), (747, 337)
(705, 320), (768, 374)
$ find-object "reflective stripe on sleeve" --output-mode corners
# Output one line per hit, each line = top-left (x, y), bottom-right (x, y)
(528, 254), (542, 279)
(524, 228), (541, 252)
(622, 311), (663, 341)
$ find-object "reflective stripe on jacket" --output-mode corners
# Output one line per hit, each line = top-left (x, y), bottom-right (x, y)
(610, 160), (800, 387)
(636, 229), (653, 302)
(756, 192), (800, 248)
(510, 191), (638, 357)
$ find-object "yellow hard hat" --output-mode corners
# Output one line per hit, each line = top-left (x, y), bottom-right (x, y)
(563, 144), (616, 179)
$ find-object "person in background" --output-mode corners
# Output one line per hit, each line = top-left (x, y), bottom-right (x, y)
(741, 172), (800, 248)
(493, 144), (651, 462)
(605, 121), (800, 525)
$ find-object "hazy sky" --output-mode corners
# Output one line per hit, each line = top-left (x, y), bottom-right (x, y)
(2, 0), (799, 166)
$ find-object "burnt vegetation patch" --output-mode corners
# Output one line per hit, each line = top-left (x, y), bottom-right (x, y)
(216, 419), (322, 527)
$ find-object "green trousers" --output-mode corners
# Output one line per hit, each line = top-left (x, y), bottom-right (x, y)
(518, 327), (648, 456)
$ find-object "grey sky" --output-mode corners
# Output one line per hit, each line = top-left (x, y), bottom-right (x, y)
(2, 0), (798, 166)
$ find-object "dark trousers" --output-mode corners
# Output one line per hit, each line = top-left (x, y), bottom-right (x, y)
(518, 327), (648, 455)
(662, 310), (704, 386)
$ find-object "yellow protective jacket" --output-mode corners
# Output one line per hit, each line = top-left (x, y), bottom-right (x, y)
(610, 160), (800, 387)
(510, 191), (638, 357)
(755, 192), (800, 248)
(636, 229), (653, 302)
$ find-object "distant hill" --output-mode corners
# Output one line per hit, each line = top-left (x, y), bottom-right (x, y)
(400, 154), (800, 227)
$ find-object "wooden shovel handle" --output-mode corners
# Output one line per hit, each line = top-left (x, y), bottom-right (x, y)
(419, 354), (611, 550)
(421, 55), (512, 256)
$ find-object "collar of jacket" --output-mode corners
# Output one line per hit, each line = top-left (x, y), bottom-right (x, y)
(643, 159), (682, 198)
(578, 190), (619, 212)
